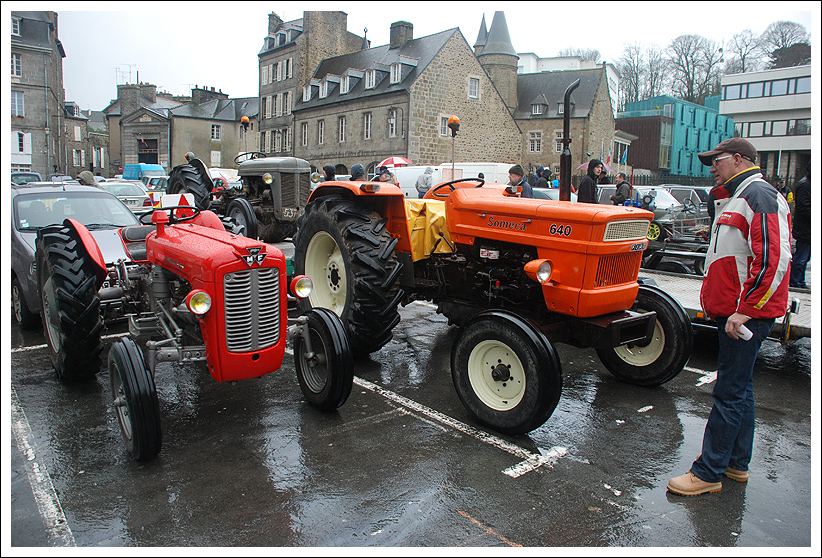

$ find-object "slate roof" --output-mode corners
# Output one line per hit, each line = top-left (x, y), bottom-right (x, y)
(171, 97), (259, 121)
(514, 68), (602, 119)
(103, 94), (183, 117)
(294, 28), (459, 111)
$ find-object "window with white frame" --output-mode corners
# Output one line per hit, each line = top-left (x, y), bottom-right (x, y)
(276, 61), (282, 81)
(211, 151), (221, 166)
(284, 91), (291, 115)
(303, 85), (311, 102)
(440, 116), (449, 136)
(265, 95), (272, 118)
(555, 131), (563, 153)
(339, 116), (346, 142)
(340, 76), (350, 94)
(260, 96), (267, 119)
(275, 93), (282, 116)
(14, 131), (31, 154)
(529, 131), (542, 153)
(301, 122), (308, 146)
(261, 130), (267, 152)
(211, 124), (221, 140)
(12, 17), (21, 35)
(11, 91), (24, 116)
(390, 63), (401, 84)
(12, 53), (22, 77)
(365, 70), (376, 89)
(469, 77), (479, 99)
(73, 149), (84, 166)
(269, 63), (274, 84)
(319, 81), (328, 98)
(73, 126), (81, 141)
(93, 146), (105, 168)
(274, 130), (282, 152)
(364, 113), (372, 140)
(318, 120), (325, 144)
(532, 104), (543, 115)
(557, 104), (564, 114)
(284, 128), (291, 151)
(261, 65), (268, 85)
(287, 58), (293, 78)
(388, 109), (397, 138)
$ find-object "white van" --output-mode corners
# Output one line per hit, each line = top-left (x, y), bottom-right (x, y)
(438, 162), (513, 184)
(390, 165), (444, 198)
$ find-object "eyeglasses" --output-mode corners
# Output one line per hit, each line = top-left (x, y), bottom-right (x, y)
(711, 154), (733, 166)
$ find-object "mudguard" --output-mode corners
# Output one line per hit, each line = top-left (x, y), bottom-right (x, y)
(64, 218), (108, 289)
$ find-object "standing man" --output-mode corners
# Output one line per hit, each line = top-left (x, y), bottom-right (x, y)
(667, 138), (791, 496)
(322, 165), (336, 182)
(77, 170), (98, 187)
(611, 172), (632, 205)
(507, 164), (533, 198)
(415, 166), (434, 198)
(790, 162), (811, 288)
(577, 159), (602, 203)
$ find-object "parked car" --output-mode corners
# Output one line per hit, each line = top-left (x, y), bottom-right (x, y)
(598, 185), (688, 241)
(48, 175), (77, 183)
(145, 175), (168, 190)
(660, 184), (711, 211)
(11, 171), (42, 186)
(11, 182), (140, 329)
(100, 181), (154, 214)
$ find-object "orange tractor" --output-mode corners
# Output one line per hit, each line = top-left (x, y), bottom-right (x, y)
(293, 82), (692, 434)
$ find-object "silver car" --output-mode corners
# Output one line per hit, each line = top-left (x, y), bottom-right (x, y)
(101, 181), (154, 214)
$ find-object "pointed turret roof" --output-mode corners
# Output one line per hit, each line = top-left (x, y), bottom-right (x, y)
(473, 14), (488, 50)
(479, 11), (516, 56)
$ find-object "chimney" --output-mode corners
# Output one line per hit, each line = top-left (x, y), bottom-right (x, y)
(268, 12), (282, 35)
(389, 21), (413, 50)
(139, 83), (157, 104)
(118, 84), (141, 116)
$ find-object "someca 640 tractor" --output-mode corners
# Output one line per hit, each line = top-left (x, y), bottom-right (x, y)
(36, 194), (354, 461)
(293, 81), (692, 435)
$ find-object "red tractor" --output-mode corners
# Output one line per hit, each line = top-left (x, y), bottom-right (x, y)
(36, 201), (353, 461)
(293, 82), (692, 435)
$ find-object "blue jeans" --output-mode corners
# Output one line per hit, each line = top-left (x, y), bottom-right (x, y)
(790, 239), (810, 288)
(690, 317), (774, 483)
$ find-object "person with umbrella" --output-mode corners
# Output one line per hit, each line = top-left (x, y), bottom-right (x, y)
(377, 165), (398, 185)
(577, 159), (603, 203)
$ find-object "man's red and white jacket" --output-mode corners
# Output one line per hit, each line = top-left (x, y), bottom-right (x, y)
(700, 167), (791, 320)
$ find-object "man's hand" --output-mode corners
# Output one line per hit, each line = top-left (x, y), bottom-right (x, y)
(726, 312), (750, 340)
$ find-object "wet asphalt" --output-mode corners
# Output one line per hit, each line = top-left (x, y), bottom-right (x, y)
(6, 243), (816, 550)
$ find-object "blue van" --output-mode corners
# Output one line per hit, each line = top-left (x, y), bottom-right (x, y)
(122, 163), (166, 183)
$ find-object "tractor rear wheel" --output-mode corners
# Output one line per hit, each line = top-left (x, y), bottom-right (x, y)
(108, 337), (162, 461)
(36, 225), (104, 381)
(596, 285), (692, 386)
(295, 308), (354, 410)
(167, 164), (211, 211)
(293, 195), (404, 356)
(451, 310), (562, 435)
(226, 198), (259, 239)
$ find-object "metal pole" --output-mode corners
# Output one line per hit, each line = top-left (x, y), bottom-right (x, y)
(560, 79), (580, 201)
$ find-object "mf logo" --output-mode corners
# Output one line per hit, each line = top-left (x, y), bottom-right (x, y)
(242, 246), (267, 266)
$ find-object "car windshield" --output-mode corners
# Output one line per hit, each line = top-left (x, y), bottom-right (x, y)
(12, 173), (41, 186)
(14, 191), (139, 231)
(102, 183), (146, 196)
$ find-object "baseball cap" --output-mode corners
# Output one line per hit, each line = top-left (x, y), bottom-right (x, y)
(698, 138), (758, 166)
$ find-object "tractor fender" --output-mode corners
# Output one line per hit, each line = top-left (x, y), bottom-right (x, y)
(64, 218), (108, 288)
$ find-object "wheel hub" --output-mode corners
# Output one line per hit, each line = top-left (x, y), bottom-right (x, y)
(491, 363), (511, 382)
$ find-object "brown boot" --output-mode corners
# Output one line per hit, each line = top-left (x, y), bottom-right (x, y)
(667, 471), (722, 496)
(724, 467), (749, 482)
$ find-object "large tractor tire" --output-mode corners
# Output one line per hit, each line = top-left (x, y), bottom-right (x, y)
(36, 225), (104, 381)
(295, 307), (354, 411)
(596, 284), (692, 386)
(293, 195), (404, 356)
(451, 310), (562, 435)
(167, 164), (211, 211)
(226, 198), (259, 239)
(108, 337), (162, 461)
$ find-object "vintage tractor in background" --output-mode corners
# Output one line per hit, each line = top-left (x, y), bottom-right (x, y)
(36, 196), (353, 461)
(291, 81), (693, 435)
(166, 152), (314, 243)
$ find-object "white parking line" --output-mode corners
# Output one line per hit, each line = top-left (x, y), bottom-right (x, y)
(684, 365), (718, 386)
(11, 386), (76, 547)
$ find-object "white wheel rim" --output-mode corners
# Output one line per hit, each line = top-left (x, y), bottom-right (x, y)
(305, 231), (346, 315)
(466, 339), (526, 411)
(613, 311), (665, 366)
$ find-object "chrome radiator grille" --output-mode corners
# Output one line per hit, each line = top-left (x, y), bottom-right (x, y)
(223, 268), (280, 352)
(603, 220), (650, 241)
(594, 252), (643, 287)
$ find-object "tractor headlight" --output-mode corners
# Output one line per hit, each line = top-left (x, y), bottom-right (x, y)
(185, 290), (212, 315)
(290, 275), (313, 299)
(524, 259), (555, 285)
(536, 261), (553, 283)
(263, 173), (273, 185)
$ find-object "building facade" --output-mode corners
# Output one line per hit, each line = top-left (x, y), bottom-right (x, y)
(719, 65), (811, 184)
(10, 11), (67, 177)
(617, 95), (734, 178)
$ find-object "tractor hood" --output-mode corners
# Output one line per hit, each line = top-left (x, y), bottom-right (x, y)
(238, 156), (311, 177)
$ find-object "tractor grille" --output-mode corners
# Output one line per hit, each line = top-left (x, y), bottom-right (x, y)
(281, 173), (311, 209)
(223, 268), (280, 352)
(603, 220), (650, 241)
(594, 252), (643, 287)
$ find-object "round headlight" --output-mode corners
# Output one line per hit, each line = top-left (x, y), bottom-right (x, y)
(263, 172), (273, 185)
(536, 261), (552, 283)
(185, 290), (212, 315)
(290, 275), (313, 299)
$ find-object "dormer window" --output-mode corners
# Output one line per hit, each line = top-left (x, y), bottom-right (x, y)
(12, 17), (21, 36)
(365, 70), (376, 89)
(320, 81), (328, 98)
(390, 63), (401, 84)
(340, 76), (350, 94)
(303, 85), (311, 102)
(557, 104), (564, 114)
(532, 104), (543, 115)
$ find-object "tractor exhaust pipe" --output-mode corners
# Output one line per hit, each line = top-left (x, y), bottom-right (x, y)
(560, 79), (580, 202)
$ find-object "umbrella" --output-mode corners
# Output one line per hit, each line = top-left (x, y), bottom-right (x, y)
(576, 161), (616, 173)
(377, 156), (412, 168)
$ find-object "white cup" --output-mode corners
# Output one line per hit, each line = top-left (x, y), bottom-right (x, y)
(737, 324), (753, 341)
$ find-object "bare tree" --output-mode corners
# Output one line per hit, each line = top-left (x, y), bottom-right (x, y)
(617, 42), (644, 109)
(726, 29), (764, 73)
(646, 45), (668, 99)
(557, 47), (602, 63)
(666, 34), (724, 105)
(760, 21), (810, 52)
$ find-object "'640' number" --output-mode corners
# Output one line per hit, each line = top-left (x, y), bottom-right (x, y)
(549, 223), (572, 236)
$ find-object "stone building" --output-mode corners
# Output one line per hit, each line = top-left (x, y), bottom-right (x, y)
(63, 101), (90, 178)
(292, 19), (521, 176)
(258, 11), (365, 158)
(10, 11), (67, 177)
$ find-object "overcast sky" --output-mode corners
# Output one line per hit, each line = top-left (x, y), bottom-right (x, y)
(9, 1), (819, 110)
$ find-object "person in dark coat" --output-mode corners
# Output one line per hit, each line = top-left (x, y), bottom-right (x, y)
(577, 159), (603, 203)
(529, 166), (543, 188)
(790, 162), (811, 288)
(611, 172), (632, 205)
(598, 169), (611, 184)
(350, 164), (365, 181)
(507, 164), (533, 198)
(535, 168), (551, 189)
(322, 165), (336, 181)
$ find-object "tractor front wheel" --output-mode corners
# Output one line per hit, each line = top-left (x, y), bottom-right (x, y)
(295, 308), (354, 411)
(226, 198), (259, 239)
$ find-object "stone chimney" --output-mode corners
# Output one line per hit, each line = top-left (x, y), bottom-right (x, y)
(268, 12), (282, 35)
(191, 86), (229, 105)
(118, 84), (141, 116)
(139, 82), (157, 104)
(389, 21), (413, 50)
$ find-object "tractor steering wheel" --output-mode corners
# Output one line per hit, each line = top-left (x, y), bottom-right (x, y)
(429, 178), (485, 198)
(234, 152), (267, 165)
(139, 205), (202, 225)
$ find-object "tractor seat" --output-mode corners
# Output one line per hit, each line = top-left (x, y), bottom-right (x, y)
(120, 225), (155, 261)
